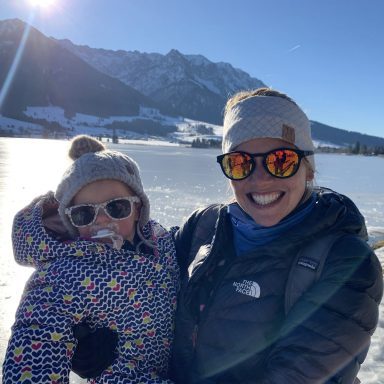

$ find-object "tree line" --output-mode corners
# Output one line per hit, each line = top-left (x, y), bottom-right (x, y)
(318, 141), (384, 155)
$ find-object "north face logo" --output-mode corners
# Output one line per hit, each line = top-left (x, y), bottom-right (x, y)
(233, 280), (261, 298)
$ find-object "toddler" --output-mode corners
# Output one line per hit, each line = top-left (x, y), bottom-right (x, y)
(3, 135), (179, 383)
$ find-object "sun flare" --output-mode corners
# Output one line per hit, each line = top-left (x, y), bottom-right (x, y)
(28, 0), (56, 8)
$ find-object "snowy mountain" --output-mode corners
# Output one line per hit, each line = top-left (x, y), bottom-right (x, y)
(0, 19), (165, 120)
(1, 18), (384, 150)
(311, 121), (384, 149)
(56, 39), (266, 124)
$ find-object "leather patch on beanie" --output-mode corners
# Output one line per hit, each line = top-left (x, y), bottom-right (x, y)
(282, 124), (295, 144)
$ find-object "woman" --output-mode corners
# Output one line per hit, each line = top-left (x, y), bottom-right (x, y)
(170, 88), (382, 383)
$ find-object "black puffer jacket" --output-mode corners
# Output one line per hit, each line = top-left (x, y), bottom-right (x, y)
(172, 189), (383, 384)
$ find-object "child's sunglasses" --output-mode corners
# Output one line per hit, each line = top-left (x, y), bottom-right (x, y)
(217, 147), (314, 180)
(65, 196), (140, 227)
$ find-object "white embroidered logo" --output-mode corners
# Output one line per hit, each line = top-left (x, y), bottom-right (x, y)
(233, 280), (261, 298)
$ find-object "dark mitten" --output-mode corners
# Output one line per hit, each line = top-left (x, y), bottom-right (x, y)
(71, 324), (119, 378)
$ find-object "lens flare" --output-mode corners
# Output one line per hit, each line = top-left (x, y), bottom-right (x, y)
(0, 21), (32, 111)
(28, 0), (56, 8)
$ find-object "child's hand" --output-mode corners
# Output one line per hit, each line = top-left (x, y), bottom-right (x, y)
(72, 324), (118, 378)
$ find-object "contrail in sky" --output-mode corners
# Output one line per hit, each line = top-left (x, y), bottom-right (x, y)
(288, 44), (301, 52)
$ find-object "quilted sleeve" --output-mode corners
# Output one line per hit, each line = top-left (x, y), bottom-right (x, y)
(2, 265), (78, 383)
(260, 235), (383, 384)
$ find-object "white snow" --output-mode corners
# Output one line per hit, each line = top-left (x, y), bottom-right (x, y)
(2, 106), (223, 143)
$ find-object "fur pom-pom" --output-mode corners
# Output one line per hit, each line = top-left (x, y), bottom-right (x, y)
(68, 135), (105, 160)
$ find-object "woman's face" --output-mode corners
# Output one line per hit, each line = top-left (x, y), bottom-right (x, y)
(230, 138), (313, 227)
(72, 179), (140, 243)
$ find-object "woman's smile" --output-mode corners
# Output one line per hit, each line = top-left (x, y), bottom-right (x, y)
(248, 191), (283, 206)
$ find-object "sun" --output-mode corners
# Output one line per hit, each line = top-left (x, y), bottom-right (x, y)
(28, 0), (56, 8)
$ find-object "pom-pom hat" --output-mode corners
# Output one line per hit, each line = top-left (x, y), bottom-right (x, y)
(55, 135), (150, 236)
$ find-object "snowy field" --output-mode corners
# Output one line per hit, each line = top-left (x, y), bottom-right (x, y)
(0, 137), (383, 383)
(0, 106), (223, 144)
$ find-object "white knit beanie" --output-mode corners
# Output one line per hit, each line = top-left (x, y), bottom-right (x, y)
(222, 95), (315, 170)
(55, 135), (150, 235)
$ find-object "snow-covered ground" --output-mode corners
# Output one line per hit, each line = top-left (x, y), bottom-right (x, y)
(0, 106), (222, 143)
(0, 105), (349, 150)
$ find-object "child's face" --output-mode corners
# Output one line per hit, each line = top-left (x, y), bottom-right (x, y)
(72, 179), (140, 243)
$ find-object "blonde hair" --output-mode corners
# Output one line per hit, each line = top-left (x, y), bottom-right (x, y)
(224, 88), (297, 116)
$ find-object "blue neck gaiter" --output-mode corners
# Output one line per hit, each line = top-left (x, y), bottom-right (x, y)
(228, 193), (316, 256)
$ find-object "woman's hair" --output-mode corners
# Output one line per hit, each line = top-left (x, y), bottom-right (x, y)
(224, 88), (297, 116)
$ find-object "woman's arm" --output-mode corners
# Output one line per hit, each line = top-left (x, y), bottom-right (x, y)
(261, 235), (383, 383)
(173, 210), (200, 275)
(173, 204), (222, 277)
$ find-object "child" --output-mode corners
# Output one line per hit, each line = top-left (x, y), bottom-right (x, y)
(3, 135), (179, 383)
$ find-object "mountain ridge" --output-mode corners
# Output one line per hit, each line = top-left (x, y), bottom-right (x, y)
(0, 18), (383, 149)
(56, 39), (266, 124)
(0, 19), (169, 120)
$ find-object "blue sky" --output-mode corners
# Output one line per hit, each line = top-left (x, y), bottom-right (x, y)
(1, 0), (383, 138)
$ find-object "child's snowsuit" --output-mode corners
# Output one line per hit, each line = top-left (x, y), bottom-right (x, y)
(3, 194), (179, 383)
